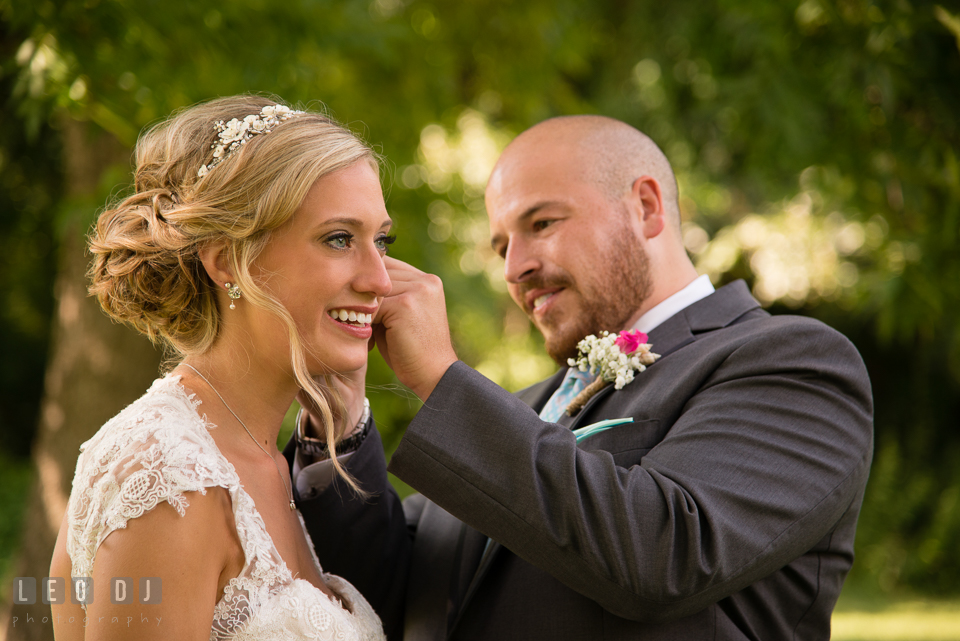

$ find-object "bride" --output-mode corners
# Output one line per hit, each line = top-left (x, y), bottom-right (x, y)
(49, 95), (391, 640)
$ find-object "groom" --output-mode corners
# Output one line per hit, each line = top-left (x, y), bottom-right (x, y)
(292, 116), (874, 640)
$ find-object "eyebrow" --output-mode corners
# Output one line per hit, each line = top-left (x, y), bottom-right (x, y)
(489, 201), (561, 251)
(318, 216), (393, 230)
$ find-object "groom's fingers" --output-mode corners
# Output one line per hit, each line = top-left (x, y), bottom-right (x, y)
(383, 255), (420, 276)
(372, 256), (457, 400)
(381, 256), (429, 288)
(373, 257), (425, 326)
(376, 257), (442, 323)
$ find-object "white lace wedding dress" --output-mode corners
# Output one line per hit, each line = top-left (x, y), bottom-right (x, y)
(65, 374), (385, 641)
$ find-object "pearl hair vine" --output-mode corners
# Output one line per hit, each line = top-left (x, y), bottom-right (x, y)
(197, 104), (304, 178)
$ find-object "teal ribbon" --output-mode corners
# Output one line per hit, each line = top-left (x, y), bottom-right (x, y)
(572, 418), (634, 442)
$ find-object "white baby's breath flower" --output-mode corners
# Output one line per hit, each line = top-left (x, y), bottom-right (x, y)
(568, 330), (660, 392)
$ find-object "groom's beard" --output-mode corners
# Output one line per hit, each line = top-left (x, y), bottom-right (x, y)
(537, 227), (653, 365)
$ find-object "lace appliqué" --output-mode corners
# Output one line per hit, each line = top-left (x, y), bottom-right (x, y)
(65, 375), (384, 641)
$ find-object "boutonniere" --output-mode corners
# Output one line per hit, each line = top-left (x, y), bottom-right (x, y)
(565, 330), (660, 416)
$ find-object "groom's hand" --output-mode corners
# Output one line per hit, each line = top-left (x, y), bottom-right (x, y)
(373, 256), (458, 401)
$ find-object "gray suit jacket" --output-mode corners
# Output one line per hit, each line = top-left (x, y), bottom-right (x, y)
(297, 280), (874, 640)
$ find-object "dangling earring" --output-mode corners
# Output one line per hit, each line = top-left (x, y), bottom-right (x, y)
(225, 282), (242, 309)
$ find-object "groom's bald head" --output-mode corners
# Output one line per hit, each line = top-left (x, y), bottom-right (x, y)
(489, 115), (681, 234)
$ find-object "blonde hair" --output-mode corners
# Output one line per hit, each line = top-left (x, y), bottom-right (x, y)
(88, 94), (375, 493)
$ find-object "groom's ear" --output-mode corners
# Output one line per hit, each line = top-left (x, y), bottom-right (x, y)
(197, 240), (236, 288)
(630, 175), (666, 240)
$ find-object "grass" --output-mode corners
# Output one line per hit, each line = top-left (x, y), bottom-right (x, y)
(832, 588), (960, 641)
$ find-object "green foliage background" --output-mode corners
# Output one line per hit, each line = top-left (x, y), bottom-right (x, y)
(2, 0), (959, 597)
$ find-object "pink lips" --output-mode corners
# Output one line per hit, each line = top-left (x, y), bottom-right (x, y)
(327, 314), (373, 339)
(326, 306), (377, 339)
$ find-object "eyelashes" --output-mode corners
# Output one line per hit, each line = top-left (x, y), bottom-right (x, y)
(379, 234), (397, 250)
(325, 233), (351, 249)
(324, 232), (397, 252)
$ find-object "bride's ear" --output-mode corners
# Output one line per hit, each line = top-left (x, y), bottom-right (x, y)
(197, 240), (236, 289)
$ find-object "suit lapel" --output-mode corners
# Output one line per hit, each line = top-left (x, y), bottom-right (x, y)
(684, 279), (761, 331)
(645, 314), (696, 360)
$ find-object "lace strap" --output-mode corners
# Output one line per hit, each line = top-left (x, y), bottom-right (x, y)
(66, 375), (239, 581)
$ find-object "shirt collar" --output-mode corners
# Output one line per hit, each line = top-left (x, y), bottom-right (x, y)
(630, 274), (715, 334)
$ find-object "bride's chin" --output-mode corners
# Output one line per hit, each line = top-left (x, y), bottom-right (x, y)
(305, 355), (367, 378)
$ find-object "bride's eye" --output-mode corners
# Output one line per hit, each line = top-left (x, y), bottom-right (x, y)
(375, 234), (397, 253)
(325, 233), (352, 250)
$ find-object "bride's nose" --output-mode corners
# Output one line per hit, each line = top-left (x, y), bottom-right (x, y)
(354, 245), (392, 297)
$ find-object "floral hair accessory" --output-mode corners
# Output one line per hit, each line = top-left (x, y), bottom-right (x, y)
(564, 329), (659, 416)
(198, 104), (304, 177)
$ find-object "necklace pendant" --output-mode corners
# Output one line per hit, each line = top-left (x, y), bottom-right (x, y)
(289, 500), (296, 511)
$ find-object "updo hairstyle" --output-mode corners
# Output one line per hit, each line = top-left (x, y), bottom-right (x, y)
(88, 95), (375, 491)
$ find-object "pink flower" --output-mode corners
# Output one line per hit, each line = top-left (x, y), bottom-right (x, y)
(614, 330), (648, 354)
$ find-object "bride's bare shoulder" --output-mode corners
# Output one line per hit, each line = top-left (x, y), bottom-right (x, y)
(52, 484), (242, 640)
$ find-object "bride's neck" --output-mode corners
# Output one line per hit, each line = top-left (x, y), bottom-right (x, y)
(179, 344), (298, 451)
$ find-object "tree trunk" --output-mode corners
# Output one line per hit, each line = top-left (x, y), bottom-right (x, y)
(5, 119), (162, 641)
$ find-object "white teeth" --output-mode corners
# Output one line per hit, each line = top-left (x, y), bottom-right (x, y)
(534, 293), (552, 308)
(329, 309), (373, 325)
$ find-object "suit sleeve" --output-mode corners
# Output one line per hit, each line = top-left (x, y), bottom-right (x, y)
(288, 424), (412, 640)
(387, 319), (874, 622)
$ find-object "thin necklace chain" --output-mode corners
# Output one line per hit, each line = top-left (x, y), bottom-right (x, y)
(181, 363), (296, 511)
